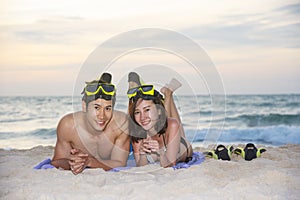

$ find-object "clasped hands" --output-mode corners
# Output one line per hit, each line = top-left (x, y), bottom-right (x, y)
(139, 138), (161, 155)
(69, 149), (89, 175)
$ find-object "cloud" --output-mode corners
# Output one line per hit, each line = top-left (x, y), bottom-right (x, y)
(182, 3), (300, 49)
(257, 23), (300, 48)
(276, 2), (300, 15)
(1, 1), (299, 95)
(183, 22), (260, 47)
(6, 17), (86, 44)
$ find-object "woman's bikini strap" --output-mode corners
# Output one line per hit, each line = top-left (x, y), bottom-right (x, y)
(162, 134), (167, 150)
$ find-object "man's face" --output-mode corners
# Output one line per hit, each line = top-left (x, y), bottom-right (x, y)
(85, 98), (114, 132)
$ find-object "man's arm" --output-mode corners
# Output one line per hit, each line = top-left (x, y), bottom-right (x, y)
(51, 114), (73, 170)
(86, 131), (130, 170)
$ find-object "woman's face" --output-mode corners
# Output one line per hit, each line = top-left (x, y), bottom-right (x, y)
(134, 99), (160, 132)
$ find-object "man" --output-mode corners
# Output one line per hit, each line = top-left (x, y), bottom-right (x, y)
(51, 73), (130, 175)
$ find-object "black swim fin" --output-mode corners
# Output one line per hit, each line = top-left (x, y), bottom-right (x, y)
(234, 143), (267, 161)
(99, 72), (112, 84)
(204, 145), (234, 161)
(128, 72), (144, 87)
(84, 72), (112, 85)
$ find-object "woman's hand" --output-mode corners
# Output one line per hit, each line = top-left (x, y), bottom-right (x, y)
(142, 138), (160, 154)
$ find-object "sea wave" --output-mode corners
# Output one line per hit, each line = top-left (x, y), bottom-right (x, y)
(187, 125), (300, 145)
(1, 95), (300, 149)
(1, 126), (299, 149)
(225, 113), (300, 127)
(0, 128), (56, 140)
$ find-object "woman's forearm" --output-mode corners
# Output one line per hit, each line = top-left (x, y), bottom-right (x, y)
(136, 153), (148, 166)
(158, 150), (175, 168)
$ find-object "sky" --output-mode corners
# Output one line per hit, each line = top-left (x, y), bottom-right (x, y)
(0, 0), (299, 96)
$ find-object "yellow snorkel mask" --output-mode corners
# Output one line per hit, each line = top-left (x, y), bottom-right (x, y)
(84, 83), (116, 96)
(127, 85), (155, 99)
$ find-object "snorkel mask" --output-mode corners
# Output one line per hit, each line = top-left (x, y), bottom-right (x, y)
(127, 85), (163, 101)
(82, 73), (116, 104)
(84, 82), (115, 98)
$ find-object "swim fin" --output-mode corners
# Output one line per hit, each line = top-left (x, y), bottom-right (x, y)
(99, 72), (112, 84)
(84, 72), (112, 85)
(234, 143), (266, 161)
(128, 72), (145, 88)
(204, 144), (234, 161)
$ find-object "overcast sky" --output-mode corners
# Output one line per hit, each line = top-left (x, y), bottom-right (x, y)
(0, 0), (299, 96)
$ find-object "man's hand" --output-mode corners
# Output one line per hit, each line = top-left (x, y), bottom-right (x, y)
(69, 149), (88, 175)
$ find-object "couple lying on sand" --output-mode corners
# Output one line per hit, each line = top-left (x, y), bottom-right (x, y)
(51, 72), (193, 175)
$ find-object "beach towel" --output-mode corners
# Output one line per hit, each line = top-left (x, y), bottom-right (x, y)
(110, 152), (205, 172)
(172, 151), (205, 169)
(33, 158), (55, 169)
(34, 152), (205, 171)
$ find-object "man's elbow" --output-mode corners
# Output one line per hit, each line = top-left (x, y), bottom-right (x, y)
(50, 159), (59, 168)
(116, 159), (128, 168)
(51, 158), (70, 170)
(119, 160), (127, 167)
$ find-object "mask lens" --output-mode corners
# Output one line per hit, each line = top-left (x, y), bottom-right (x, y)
(102, 84), (115, 93)
(140, 85), (153, 92)
(127, 87), (139, 95)
(86, 84), (98, 93)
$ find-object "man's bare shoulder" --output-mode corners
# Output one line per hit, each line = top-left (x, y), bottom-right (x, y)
(112, 110), (128, 121)
(111, 110), (129, 135)
(58, 112), (83, 131)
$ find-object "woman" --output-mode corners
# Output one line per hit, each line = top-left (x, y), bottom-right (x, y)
(127, 72), (193, 167)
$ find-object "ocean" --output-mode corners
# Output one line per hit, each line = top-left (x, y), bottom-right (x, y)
(0, 94), (299, 150)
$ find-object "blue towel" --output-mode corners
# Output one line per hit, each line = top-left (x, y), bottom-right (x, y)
(33, 158), (55, 169)
(109, 151), (205, 171)
(34, 152), (205, 171)
(172, 151), (205, 169)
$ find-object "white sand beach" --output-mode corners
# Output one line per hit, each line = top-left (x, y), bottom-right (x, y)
(1, 144), (299, 200)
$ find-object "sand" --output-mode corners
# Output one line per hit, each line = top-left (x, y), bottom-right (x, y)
(0, 144), (299, 200)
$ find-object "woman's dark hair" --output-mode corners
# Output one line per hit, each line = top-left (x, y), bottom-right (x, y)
(128, 90), (168, 143)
